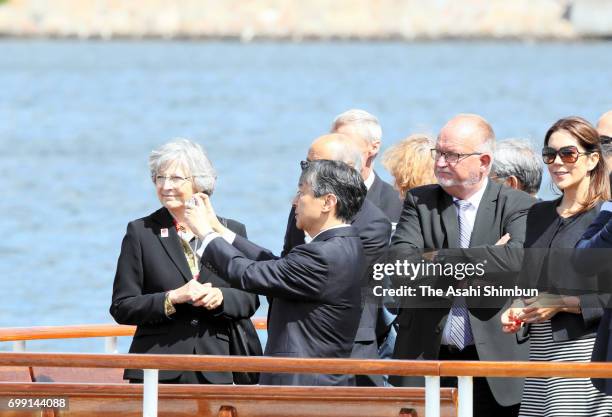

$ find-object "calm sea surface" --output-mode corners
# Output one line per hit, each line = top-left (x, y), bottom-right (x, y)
(1, 40), (611, 352)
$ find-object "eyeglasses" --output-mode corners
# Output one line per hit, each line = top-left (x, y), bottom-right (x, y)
(154, 175), (192, 187)
(430, 149), (482, 164)
(541, 146), (592, 164)
(601, 135), (612, 145)
(300, 160), (310, 170)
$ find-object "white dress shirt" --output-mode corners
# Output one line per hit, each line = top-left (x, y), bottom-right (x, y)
(451, 178), (489, 231)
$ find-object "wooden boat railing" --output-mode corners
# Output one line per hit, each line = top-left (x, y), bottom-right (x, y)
(3, 324), (612, 417)
(0, 318), (268, 353)
(2, 352), (612, 417)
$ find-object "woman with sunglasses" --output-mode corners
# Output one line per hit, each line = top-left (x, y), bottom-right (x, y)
(501, 117), (611, 416)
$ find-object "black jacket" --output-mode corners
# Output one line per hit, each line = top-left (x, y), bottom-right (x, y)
(204, 226), (364, 386)
(518, 199), (608, 342)
(281, 199), (391, 385)
(367, 172), (403, 223)
(110, 207), (259, 382)
(574, 208), (612, 394)
(388, 181), (535, 406)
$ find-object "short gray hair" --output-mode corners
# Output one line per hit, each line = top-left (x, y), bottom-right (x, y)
(491, 138), (542, 195)
(148, 138), (217, 195)
(331, 109), (382, 144)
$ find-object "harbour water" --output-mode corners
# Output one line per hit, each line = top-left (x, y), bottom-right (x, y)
(1, 40), (611, 352)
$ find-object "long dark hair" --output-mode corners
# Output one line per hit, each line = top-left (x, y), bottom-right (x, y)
(544, 116), (610, 212)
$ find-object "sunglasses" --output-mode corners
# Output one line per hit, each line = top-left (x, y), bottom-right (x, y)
(541, 146), (592, 164)
(601, 135), (612, 145)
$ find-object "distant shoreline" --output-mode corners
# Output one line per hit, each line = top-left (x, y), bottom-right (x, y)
(0, 35), (611, 43)
(2, 0), (611, 41)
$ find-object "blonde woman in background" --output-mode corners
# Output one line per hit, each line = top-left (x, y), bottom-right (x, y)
(382, 134), (437, 199)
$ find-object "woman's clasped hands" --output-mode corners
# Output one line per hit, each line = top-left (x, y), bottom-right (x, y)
(168, 279), (223, 310)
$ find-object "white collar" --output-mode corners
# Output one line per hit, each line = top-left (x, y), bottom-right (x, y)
(306, 224), (350, 243)
(364, 170), (375, 190)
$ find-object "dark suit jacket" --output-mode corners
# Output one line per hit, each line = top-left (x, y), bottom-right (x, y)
(204, 226), (364, 386)
(110, 207), (259, 382)
(575, 208), (612, 269)
(367, 172), (403, 223)
(578, 208), (612, 249)
(574, 208), (612, 394)
(366, 172), (403, 364)
(388, 181), (535, 406)
(592, 309), (612, 394)
(282, 199), (392, 385)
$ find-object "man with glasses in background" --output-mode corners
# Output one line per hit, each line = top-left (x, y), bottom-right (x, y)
(389, 114), (536, 417)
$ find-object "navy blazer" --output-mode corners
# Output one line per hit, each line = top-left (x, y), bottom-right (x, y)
(110, 207), (259, 382)
(575, 209), (612, 275)
(204, 226), (364, 386)
(574, 207), (612, 395)
(577, 209), (612, 249)
(592, 309), (612, 395)
(282, 199), (391, 341)
(281, 199), (391, 386)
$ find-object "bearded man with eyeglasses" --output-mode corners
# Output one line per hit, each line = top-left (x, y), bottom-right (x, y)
(388, 114), (536, 417)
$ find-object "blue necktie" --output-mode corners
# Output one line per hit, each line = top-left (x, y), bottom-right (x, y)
(443, 200), (475, 350)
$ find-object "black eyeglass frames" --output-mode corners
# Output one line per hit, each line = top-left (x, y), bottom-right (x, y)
(430, 149), (482, 164)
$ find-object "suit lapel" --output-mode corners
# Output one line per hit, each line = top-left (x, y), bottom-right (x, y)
(151, 208), (193, 283)
(440, 191), (459, 248)
(470, 181), (497, 247)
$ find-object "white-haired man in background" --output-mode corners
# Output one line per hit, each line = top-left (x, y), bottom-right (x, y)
(331, 109), (403, 224)
(331, 109), (404, 382)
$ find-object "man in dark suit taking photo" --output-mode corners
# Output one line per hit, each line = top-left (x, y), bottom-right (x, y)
(282, 133), (392, 387)
(184, 159), (367, 386)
